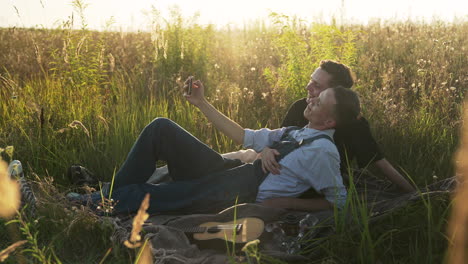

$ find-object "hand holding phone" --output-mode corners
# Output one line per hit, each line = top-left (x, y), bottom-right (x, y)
(185, 76), (194, 95)
(183, 77), (206, 108)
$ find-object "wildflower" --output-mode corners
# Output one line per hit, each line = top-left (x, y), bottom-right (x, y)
(250, 67), (256, 71)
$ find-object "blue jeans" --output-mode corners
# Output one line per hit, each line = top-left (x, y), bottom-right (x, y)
(82, 118), (262, 214)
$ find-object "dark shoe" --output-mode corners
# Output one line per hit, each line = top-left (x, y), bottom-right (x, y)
(67, 165), (98, 186)
(8, 160), (37, 217)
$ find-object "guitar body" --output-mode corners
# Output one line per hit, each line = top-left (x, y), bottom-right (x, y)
(192, 217), (264, 243)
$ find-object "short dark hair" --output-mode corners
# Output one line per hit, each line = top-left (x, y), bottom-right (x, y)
(320, 60), (355, 88)
(331, 86), (360, 127)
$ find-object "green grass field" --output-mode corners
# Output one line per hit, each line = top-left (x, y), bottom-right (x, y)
(0, 9), (467, 263)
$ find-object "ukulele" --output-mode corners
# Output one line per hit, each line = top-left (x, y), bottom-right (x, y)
(180, 217), (264, 243)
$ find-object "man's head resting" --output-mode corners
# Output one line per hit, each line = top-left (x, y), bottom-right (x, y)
(320, 60), (354, 88)
(331, 86), (361, 128)
(304, 86), (360, 130)
(307, 60), (355, 98)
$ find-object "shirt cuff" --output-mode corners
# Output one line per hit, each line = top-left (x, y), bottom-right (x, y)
(322, 187), (347, 209)
(243, 129), (255, 148)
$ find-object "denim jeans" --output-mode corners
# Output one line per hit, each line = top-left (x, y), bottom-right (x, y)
(82, 118), (263, 214)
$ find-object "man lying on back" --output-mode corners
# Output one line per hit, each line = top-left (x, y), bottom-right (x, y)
(72, 82), (361, 214)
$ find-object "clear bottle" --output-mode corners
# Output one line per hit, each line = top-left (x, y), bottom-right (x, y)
(8, 160), (24, 178)
(298, 214), (319, 238)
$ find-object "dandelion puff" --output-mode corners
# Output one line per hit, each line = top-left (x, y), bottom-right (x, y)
(0, 240), (27, 262)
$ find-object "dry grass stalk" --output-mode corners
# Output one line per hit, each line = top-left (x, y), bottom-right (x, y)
(68, 120), (90, 137)
(124, 194), (150, 249)
(448, 102), (468, 264)
(97, 115), (109, 131)
(135, 239), (153, 264)
(0, 160), (21, 219)
(0, 240), (27, 262)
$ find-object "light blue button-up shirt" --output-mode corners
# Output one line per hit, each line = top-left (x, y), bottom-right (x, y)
(243, 126), (347, 208)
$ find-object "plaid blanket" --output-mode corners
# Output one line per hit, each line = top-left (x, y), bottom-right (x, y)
(110, 170), (457, 264)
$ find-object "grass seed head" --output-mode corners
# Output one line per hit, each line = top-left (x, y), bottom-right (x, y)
(124, 193), (150, 249)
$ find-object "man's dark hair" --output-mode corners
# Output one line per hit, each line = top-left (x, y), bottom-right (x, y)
(320, 60), (355, 88)
(331, 86), (360, 127)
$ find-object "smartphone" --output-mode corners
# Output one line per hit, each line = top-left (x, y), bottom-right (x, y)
(185, 76), (193, 95)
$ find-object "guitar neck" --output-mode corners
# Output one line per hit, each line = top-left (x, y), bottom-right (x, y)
(179, 224), (242, 234)
(181, 226), (207, 234)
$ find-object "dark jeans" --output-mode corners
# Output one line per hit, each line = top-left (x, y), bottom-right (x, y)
(82, 118), (262, 214)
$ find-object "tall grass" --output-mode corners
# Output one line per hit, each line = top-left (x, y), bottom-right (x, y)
(0, 8), (466, 263)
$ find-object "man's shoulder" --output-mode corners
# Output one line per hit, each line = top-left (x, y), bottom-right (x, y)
(302, 132), (339, 156)
(289, 98), (307, 107)
(336, 116), (372, 133)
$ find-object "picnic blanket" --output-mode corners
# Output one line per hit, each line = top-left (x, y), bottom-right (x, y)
(110, 169), (457, 264)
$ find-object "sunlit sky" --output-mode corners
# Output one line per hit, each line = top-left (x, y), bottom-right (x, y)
(1, 0), (467, 31)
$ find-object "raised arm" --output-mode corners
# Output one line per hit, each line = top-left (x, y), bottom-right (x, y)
(184, 80), (245, 145)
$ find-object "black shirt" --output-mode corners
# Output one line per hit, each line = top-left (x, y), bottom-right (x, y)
(281, 98), (384, 171)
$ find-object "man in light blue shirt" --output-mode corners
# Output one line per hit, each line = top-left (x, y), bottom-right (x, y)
(75, 80), (360, 215)
(244, 126), (346, 209)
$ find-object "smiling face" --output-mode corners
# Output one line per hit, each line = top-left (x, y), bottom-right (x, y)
(303, 88), (337, 130)
(305, 67), (333, 99)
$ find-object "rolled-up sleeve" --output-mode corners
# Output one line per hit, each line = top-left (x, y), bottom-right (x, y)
(322, 187), (347, 209)
(243, 128), (285, 152)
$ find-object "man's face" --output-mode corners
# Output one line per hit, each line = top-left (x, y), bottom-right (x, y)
(306, 67), (333, 99)
(303, 88), (337, 128)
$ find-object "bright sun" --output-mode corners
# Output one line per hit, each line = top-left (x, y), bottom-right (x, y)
(1, 0), (466, 30)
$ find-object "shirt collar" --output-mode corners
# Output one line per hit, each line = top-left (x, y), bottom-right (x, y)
(302, 126), (335, 137)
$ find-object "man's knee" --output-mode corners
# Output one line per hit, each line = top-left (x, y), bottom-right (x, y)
(147, 117), (176, 131)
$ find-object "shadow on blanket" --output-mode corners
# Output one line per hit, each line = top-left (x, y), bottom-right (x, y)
(110, 170), (457, 264)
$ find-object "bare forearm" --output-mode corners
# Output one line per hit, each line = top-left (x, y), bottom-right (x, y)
(221, 149), (259, 163)
(374, 159), (415, 193)
(260, 197), (333, 211)
(197, 99), (245, 145)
